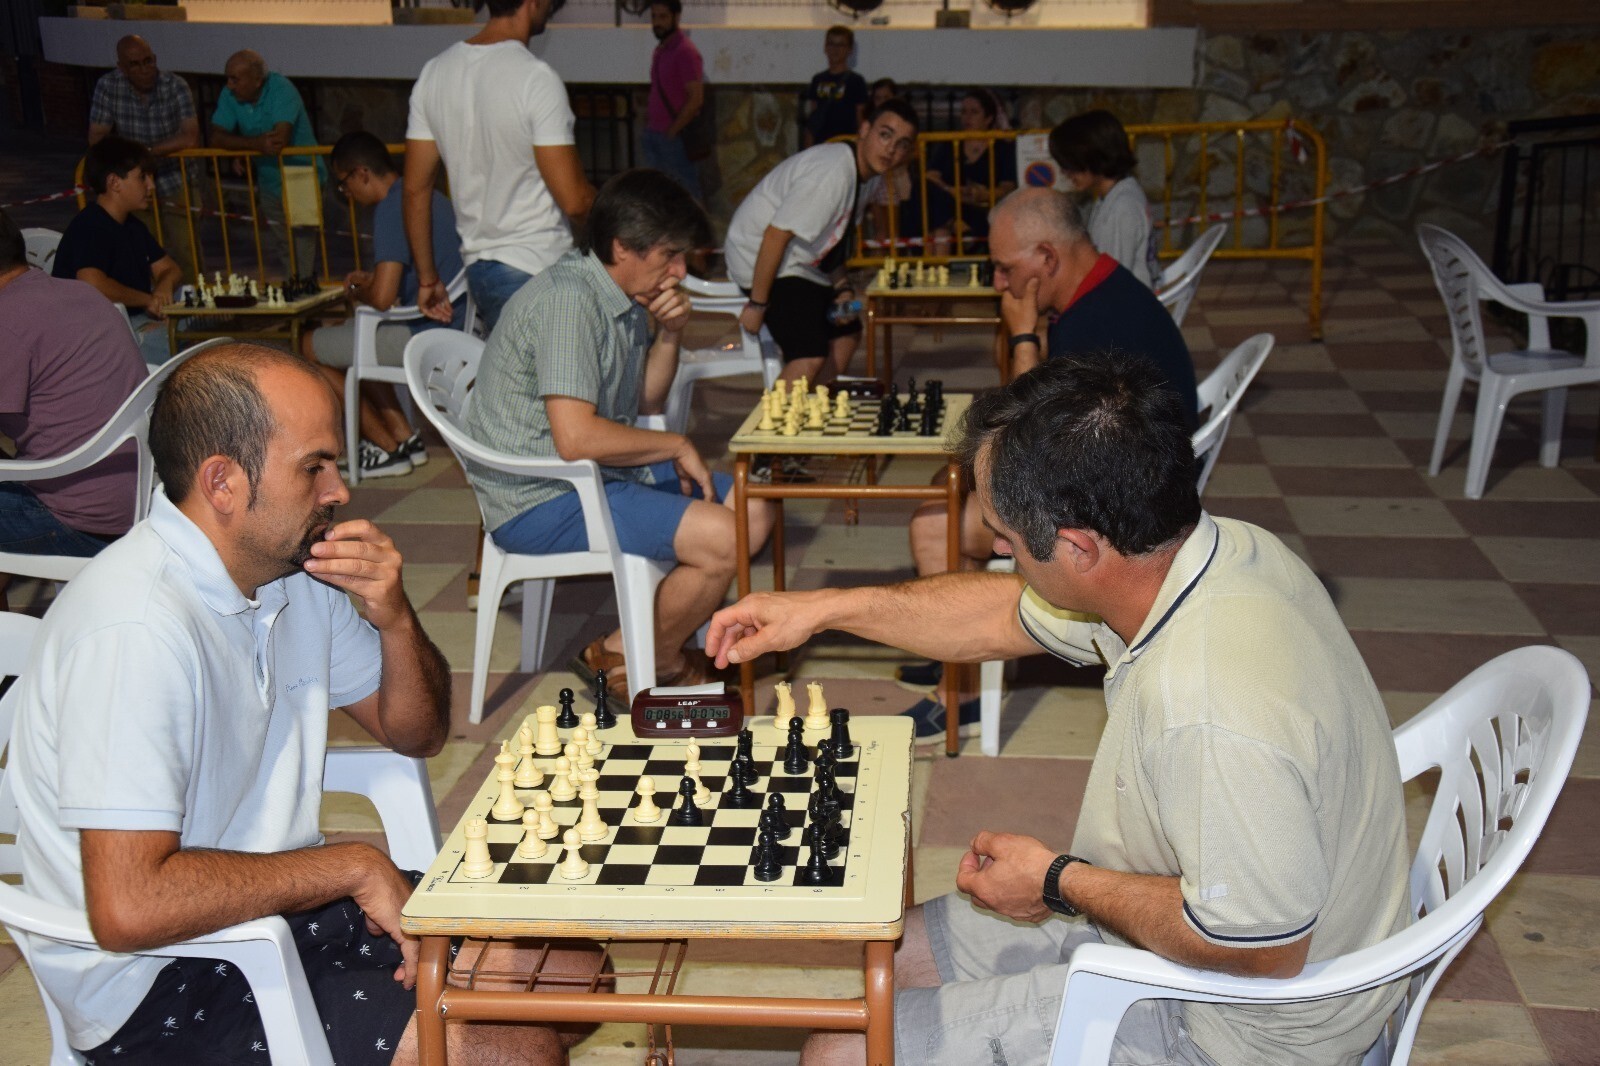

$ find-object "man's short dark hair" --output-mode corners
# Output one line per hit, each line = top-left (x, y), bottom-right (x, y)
(651, 0), (682, 14)
(956, 354), (1200, 559)
(870, 77), (897, 96)
(329, 131), (395, 178)
(0, 208), (26, 273)
(866, 97), (919, 134)
(826, 25), (854, 47)
(1049, 109), (1137, 182)
(475, 0), (565, 17)
(584, 169), (710, 265)
(83, 136), (155, 196)
(150, 344), (319, 505)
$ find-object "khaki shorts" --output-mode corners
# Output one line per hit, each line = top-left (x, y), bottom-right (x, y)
(311, 319), (411, 370)
(896, 894), (1219, 1066)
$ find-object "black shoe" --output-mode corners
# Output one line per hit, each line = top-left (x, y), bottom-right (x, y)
(899, 696), (983, 742)
(358, 439), (413, 479)
(400, 432), (429, 467)
(895, 660), (943, 687)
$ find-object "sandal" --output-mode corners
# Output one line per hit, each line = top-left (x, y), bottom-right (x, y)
(570, 636), (626, 695)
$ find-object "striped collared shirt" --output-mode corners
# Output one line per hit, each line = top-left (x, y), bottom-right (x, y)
(89, 70), (196, 199)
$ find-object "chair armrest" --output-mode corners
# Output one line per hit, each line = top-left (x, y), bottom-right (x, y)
(0, 880), (101, 945)
(323, 746), (442, 872)
(356, 301), (424, 325)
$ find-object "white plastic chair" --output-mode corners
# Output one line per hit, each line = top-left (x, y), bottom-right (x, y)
(1047, 644), (1588, 1066)
(976, 334), (1274, 755)
(1154, 223), (1227, 326)
(21, 227), (60, 271)
(343, 269), (477, 486)
(659, 275), (782, 435)
(0, 339), (224, 590)
(403, 329), (669, 723)
(1417, 224), (1600, 500)
(0, 615), (442, 1066)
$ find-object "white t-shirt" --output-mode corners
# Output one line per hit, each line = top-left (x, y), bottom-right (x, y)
(407, 40), (577, 278)
(725, 142), (860, 288)
(10, 493), (383, 1049)
(1086, 176), (1155, 288)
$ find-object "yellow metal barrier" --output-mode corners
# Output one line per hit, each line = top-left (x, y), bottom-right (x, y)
(855, 118), (1328, 338)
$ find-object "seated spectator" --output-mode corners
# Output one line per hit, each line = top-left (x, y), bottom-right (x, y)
(52, 135), (181, 366)
(463, 169), (775, 698)
(303, 131), (466, 479)
(868, 77), (898, 110)
(1050, 108), (1157, 287)
(925, 89), (1016, 257)
(0, 208), (148, 608)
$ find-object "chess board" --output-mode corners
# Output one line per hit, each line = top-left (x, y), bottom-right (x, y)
(403, 717), (914, 937)
(729, 392), (971, 456)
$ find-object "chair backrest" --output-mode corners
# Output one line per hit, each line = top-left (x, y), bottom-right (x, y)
(1371, 645), (1588, 1063)
(1416, 224), (1505, 377)
(0, 613), (45, 879)
(680, 274), (781, 388)
(21, 228), (61, 272)
(1191, 333), (1273, 495)
(0, 339), (225, 525)
(1155, 224), (1227, 326)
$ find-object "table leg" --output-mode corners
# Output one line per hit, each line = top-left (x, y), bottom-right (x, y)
(734, 458), (754, 709)
(416, 935), (450, 1066)
(865, 301), (878, 380)
(166, 317), (177, 359)
(864, 939), (896, 1066)
(771, 500), (789, 674)
(883, 324), (895, 388)
(943, 461), (963, 757)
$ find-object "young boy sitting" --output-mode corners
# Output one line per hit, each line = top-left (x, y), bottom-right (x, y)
(53, 135), (184, 365)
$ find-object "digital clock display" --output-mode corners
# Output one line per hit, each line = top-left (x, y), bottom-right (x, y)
(643, 705), (732, 722)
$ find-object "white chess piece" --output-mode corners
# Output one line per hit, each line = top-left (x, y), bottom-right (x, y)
(804, 681), (829, 731)
(532, 792), (558, 838)
(548, 757), (576, 800)
(491, 741), (525, 820)
(633, 777), (662, 823)
(968, 264), (979, 288)
(834, 392), (851, 421)
(580, 713), (604, 755)
(514, 725), (543, 788)
(517, 811), (548, 858)
(684, 742), (711, 804)
(577, 770), (608, 842)
(558, 828), (589, 879)
(534, 704), (562, 755)
(571, 725), (590, 756)
(806, 400), (826, 429)
(460, 816), (495, 879)
(773, 681), (796, 733)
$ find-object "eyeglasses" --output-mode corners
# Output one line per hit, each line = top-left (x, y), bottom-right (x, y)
(334, 169), (360, 196)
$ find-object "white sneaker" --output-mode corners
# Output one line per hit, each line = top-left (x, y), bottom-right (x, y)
(358, 440), (413, 479)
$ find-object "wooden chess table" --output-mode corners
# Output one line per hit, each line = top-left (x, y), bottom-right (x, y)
(161, 283), (346, 358)
(864, 264), (1011, 385)
(728, 390), (971, 757)
(402, 715), (915, 1065)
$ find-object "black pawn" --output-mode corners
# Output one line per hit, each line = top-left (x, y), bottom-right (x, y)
(801, 827), (834, 885)
(766, 791), (787, 814)
(894, 405), (913, 432)
(904, 377), (922, 414)
(556, 687), (580, 729)
(783, 717), (810, 774)
(753, 827), (783, 882)
(724, 755), (760, 808)
(827, 707), (854, 760)
(760, 806), (787, 839)
(669, 775), (703, 826)
(593, 670), (616, 729)
(810, 812), (841, 860)
(918, 410), (938, 437)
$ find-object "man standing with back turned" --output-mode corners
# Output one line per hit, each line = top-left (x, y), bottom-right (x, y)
(405, 0), (597, 332)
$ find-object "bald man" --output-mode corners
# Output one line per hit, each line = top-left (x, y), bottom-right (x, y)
(210, 50), (324, 280)
(88, 35), (199, 280)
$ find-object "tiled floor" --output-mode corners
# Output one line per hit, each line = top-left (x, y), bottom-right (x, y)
(3, 232), (1599, 1064)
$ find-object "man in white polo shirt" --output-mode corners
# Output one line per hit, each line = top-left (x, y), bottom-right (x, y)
(9, 344), (583, 1065)
(706, 355), (1412, 1066)
(404, 0), (597, 332)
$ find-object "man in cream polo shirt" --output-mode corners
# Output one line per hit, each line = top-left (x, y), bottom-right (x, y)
(705, 355), (1412, 1066)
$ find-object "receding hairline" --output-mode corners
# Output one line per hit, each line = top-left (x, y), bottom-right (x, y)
(116, 35), (150, 61)
(993, 187), (1081, 246)
(225, 49), (265, 76)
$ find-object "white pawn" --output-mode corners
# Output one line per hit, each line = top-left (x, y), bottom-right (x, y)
(804, 681), (829, 731)
(577, 770), (607, 842)
(491, 740), (524, 821)
(773, 681), (797, 734)
(758, 398), (776, 431)
(633, 777), (662, 823)
(558, 828), (589, 879)
(806, 399), (825, 429)
(834, 391), (851, 421)
(571, 726), (590, 757)
(531, 792), (559, 838)
(968, 264), (980, 288)
(563, 741), (583, 782)
(548, 757), (576, 800)
(517, 810), (548, 858)
(460, 816), (495, 879)
(580, 713), (604, 755)
(534, 704), (562, 755)
(514, 725), (543, 788)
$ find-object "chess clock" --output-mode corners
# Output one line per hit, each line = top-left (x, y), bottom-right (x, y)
(630, 683), (745, 738)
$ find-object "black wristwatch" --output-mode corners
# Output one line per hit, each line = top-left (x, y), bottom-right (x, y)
(1008, 332), (1041, 350)
(1042, 853), (1091, 917)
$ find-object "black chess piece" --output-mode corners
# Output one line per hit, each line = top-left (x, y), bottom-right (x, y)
(827, 707), (854, 760)
(556, 687), (580, 729)
(593, 669), (616, 729)
(783, 717), (810, 774)
(766, 791), (786, 813)
(904, 377), (922, 415)
(753, 826), (783, 882)
(918, 410), (938, 437)
(759, 805), (787, 840)
(809, 811), (841, 860)
(723, 755), (759, 808)
(814, 763), (842, 821)
(873, 407), (893, 437)
(894, 405), (913, 433)
(737, 727), (754, 763)
(801, 823), (834, 885)
(669, 775), (703, 826)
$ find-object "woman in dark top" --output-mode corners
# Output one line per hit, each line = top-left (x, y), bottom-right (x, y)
(924, 89), (1017, 256)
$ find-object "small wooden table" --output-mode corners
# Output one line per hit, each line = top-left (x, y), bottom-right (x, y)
(730, 391), (971, 757)
(402, 715), (915, 1066)
(163, 285), (345, 357)
(864, 269), (1009, 385)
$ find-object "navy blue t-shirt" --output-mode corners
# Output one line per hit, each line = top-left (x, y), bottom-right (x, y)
(804, 70), (868, 144)
(52, 202), (168, 295)
(372, 178), (466, 332)
(1048, 256), (1199, 429)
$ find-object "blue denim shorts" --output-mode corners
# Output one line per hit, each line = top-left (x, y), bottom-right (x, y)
(491, 460), (734, 563)
(465, 259), (533, 334)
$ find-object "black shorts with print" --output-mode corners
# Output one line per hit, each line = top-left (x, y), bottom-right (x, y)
(82, 873), (423, 1066)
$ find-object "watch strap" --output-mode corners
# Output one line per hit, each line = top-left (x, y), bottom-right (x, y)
(1043, 853), (1090, 917)
(1008, 332), (1041, 350)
